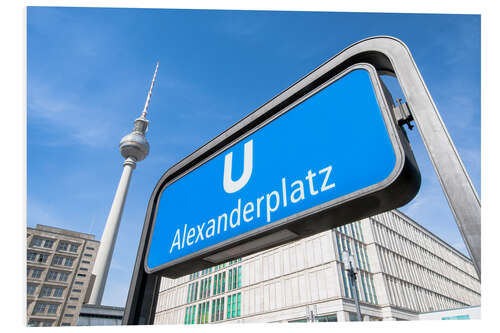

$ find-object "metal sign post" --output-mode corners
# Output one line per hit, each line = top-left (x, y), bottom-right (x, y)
(123, 36), (480, 325)
(122, 187), (161, 325)
(343, 37), (481, 277)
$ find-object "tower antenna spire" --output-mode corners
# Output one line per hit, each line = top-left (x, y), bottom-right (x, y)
(141, 61), (159, 119)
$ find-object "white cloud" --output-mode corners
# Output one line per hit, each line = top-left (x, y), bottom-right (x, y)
(28, 79), (117, 148)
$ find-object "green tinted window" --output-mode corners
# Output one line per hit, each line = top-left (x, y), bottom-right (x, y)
(317, 314), (337, 322)
(232, 294), (236, 318)
(237, 293), (241, 316)
(238, 266), (242, 288)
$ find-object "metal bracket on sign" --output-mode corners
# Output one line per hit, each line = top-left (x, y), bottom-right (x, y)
(394, 98), (414, 130)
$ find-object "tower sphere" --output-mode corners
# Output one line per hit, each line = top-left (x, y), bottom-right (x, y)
(119, 117), (150, 161)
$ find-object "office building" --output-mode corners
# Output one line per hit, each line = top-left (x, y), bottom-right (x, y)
(77, 304), (124, 326)
(418, 305), (480, 321)
(26, 225), (99, 327)
(153, 209), (480, 323)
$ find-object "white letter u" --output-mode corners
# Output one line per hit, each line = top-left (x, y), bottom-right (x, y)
(223, 140), (253, 193)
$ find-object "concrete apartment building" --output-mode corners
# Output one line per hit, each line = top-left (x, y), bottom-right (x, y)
(26, 225), (99, 327)
(77, 304), (124, 326)
(153, 209), (480, 323)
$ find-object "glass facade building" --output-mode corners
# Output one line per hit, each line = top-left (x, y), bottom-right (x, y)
(154, 210), (480, 323)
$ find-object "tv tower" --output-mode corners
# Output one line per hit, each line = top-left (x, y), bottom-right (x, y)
(89, 62), (159, 305)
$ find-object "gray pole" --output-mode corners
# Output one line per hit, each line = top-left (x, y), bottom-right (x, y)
(89, 157), (136, 305)
(348, 271), (362, 322)
(89, 62), (159, 305)
(343, 252), (362, 321)
(371, 37), (481, 277)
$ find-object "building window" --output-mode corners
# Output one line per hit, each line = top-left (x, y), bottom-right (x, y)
(72, 289), (81, 293)
(228, 266), (241, 291)
(69, 244), (79, 253)
(46, 271), (58, 281)
(31, 237), (43, 247)
(64, 257), (74, 267)
(360, 272), (369, 302)
(214, 262), (229, 271)
(41, 286), (53, 297)
(61, 323), (71, 326)
(28, 320), (42, 327)
(59, 272), (69, 282)
(52, 255), (64, 265)
(64, 314), (74, 317)
(47, 304), (59, 314)
(348, 313), (358, 321)
(84, 253), (92, 257)
(370, 275), (378, 304)
(228, 258), (241, 266)
(57, 241), (69, 251)
(27, 251), (37, 261)
(199, 277), (211, 299)
(67, 305), (76, 309)
(203, 301), (210, 324)
(82, 260), (90, 264)
(27, 284), (36, 295)
(186, 283), (192, 303)
(43, 239), (54, 249)
(77, 273), (86, 278)
(211, 297), (225, 322)
(86, 247), (95, 251)
(196, 301), (210, 324)
(316, 314), (338, 322)
(31, 269), (43, 279)
(53, 287), (64, 297)
(184, 305), (196, 325)
(69, 297), (79, 301)
(75, 281), (84, 285)
(80, 267), (88, 271)
(226, 293), (241, 319)
(196, 303), (201, 324)
(187, 281), (198, 303)
(213, 271), (226, 295)
(38, 253), (49, 264)
(42, 321), (53, 327)
(33, 302), (47, 314)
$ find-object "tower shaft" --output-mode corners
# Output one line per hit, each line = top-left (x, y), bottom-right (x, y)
(89, 158), (136, 305)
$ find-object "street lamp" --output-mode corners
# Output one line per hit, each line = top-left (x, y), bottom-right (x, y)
(342, 250), (362, 321)
(306, 304), (317, 322)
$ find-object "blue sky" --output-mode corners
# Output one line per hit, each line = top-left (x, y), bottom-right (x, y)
(27, 7), (480, 307)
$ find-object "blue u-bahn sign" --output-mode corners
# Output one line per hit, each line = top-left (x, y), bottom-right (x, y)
(145, 63), (420, 277)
